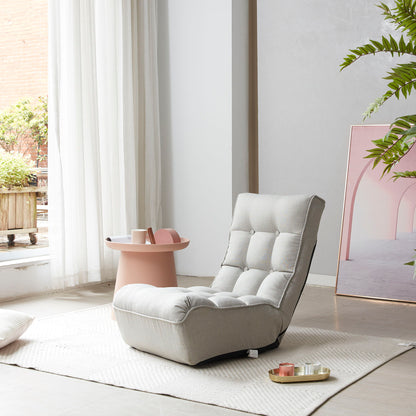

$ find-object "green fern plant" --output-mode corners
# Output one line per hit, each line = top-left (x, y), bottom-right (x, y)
(341, 0), (416, 178)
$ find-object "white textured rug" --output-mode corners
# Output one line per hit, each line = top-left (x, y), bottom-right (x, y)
(0, 305), (411, 416)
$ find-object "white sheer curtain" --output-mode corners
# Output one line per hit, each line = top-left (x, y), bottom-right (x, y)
(48, 0), (161, 289)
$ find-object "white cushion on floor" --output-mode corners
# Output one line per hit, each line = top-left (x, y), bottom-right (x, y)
(0, 309), (34, 349)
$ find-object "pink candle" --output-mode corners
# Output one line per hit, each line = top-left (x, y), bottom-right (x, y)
(279, 362), (295, 376)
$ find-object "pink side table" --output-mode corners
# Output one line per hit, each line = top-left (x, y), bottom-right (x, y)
(106, 237), (190, 294)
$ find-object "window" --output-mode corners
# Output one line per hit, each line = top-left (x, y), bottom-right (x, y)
(0, 0), (48, 262)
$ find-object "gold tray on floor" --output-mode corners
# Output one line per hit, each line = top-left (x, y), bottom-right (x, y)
(269, 366), (330, 383)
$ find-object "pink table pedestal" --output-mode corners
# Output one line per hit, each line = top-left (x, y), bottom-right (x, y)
(105, 238), (190, 294)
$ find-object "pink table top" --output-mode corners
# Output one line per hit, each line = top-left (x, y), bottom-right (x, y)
(105, 237), (190, 253)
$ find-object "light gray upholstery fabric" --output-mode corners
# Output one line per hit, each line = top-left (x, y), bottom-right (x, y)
(114, 193), (325, 365)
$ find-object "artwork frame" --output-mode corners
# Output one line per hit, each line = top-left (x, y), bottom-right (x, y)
(336, 125), (416, 304)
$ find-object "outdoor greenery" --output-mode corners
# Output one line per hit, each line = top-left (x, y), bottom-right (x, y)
(0, 151), (35, 188)
(0, 96), (48, 164)
(340, 0), (416, 180)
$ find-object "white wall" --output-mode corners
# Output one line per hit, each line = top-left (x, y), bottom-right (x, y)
(158, 0), (250, 277)
(0, 259), (51, 301)
(258, 0), (416, 278)
(158, 1), (246, 276)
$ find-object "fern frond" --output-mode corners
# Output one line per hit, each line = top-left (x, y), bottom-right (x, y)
(379, 1), (416, 41)
(392, 170), (416, 180)
(340, 35), (416, 71)
(365, 114), (416, 176)
(362, 62), (416, 119)
(363, 92), (393, 119)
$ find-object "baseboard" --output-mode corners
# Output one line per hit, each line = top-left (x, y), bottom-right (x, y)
(306, 273), (336, 287)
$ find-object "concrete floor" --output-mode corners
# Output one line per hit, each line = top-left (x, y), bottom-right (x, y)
(338, 232), (416, 302)
(1, 277), (415, 416)
(0, 218), (49, 262)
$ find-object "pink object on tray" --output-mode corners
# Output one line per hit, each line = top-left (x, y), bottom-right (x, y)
(279, 363), (295, 376)
(154, 228), (181, 244)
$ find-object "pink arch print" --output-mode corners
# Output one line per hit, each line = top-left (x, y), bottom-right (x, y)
(337, 125), (416, 303)
(341, 158), (372, 260)
(339, 125), (416, 261)
(396, 182), (416, 236)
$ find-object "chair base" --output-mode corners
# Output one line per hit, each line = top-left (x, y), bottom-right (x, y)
(196, 332), (284, 366)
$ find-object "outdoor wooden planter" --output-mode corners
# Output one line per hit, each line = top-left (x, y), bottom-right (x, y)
(0, 186), (47, 245)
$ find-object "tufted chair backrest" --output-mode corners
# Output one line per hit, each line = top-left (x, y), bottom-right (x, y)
(211, 193), (325, 328)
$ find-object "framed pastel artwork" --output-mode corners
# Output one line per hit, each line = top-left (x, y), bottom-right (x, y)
(336, 125), (416, 303)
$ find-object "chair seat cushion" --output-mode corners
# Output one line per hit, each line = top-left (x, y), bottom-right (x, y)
(114, 284), (278, 322)
(113, 284), (283, 365)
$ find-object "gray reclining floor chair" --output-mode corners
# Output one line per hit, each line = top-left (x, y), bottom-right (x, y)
(113, 193), (325, 365)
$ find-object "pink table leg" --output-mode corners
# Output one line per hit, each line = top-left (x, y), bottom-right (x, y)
(114, 250), (178, 294)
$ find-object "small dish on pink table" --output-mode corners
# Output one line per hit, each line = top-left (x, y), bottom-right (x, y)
(105, 236), (190, 294)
